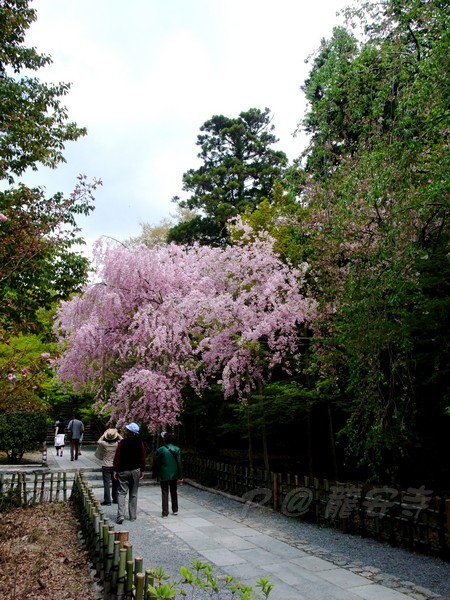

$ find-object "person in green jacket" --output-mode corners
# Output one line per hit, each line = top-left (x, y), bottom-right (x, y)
(152, 431), (183, 518)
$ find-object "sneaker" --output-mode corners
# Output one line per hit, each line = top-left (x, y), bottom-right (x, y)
(101, 502), (111, 506)
(116, 517), (124, 524)
(173, 512), (178, 515)
(162, 515), (168, 519)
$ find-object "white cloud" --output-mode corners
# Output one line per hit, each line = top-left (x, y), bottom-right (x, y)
(20, 0), (352, 249)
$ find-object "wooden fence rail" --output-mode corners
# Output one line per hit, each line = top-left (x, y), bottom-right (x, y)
(183, 455), (450, 560)
(0, 470), (68, 507)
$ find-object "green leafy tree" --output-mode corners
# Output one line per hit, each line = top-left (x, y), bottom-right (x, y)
(300, 26), (360, 179)
(294, 0), (450, 482)
(0, 0), (100, 414)
(0, 0), (86, 183)
(0, 178), (98, 332)
(168, 108), (288, 246)
(0, 410), (48, 462)
(0, 1), (98, 333)
(0, 333), (55, 412)
(128, 206), (198, 248)
(234, 176), (310, 267)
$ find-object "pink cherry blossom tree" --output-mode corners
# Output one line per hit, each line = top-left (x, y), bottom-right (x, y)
(54, 221), (316, 432)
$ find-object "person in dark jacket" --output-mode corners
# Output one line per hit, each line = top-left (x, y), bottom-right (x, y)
(54, 417), (65, 457)
(152, 431), (183, 518)
(113, 422), (146, 524)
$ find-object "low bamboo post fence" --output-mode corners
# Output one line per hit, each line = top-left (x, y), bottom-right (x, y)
(0, 470), (68, 508)
(71, 472), (159, 600)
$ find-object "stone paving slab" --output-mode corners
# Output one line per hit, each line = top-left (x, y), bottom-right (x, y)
(289, 579), (364, 600)
(291, 554), (341, 572)
(350, 584), (416, 599)
(214, 534), (258, 551)
(317, 568), (374, 589)
(244, 534), (310, 559)
(235, 546), (286, 566)
(180, 535), (229, 553)
(196, 547), (248, 567)
(261, 561), (329, 586)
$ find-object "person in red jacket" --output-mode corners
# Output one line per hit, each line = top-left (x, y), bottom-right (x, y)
(113, 422), (146, 524)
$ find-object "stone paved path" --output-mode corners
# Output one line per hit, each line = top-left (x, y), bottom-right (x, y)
(39, 447), (448, 600)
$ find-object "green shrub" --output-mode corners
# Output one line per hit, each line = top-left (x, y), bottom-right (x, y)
(0, 488), (22, 513)
(0, 411), (48, 463)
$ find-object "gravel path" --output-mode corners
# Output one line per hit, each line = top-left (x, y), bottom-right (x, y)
(171, 484), (450, 598)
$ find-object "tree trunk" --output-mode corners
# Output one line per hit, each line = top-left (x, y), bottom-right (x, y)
(327, 401), (339, 480)
(307, 411), (313, 478)
(258, 378), (270, 472)
(247, 403), (253, 468)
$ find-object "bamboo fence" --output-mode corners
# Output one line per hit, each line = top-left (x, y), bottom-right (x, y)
(0, 470), (68, 508)
(183, 455), (450, 559)
(71, 472), (158, 600)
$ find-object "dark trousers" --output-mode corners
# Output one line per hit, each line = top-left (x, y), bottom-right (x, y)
(70, 438), (80, 460)
(160, 479), (178, 516)
(102, 466), (118, 504)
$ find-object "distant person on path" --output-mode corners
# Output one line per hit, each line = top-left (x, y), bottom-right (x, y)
(152, 431), (183, 518)
(67, 415), (84, 461)
(97, 428), (122, 506)
(54, 417), (65, 457)
(113, 422), (146, 524)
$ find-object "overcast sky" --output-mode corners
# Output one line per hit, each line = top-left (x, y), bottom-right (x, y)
(22, 0), (353, 253)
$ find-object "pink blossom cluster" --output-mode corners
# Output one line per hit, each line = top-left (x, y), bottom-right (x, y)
(55, 226), (316, 431)
(6, 368), (30, 381)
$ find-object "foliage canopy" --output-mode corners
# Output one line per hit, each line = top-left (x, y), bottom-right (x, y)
(0, 0), (99, 416)
(168, 108), (287, 246)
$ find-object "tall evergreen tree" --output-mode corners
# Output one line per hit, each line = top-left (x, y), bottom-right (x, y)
(168, 108), (287, 246)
